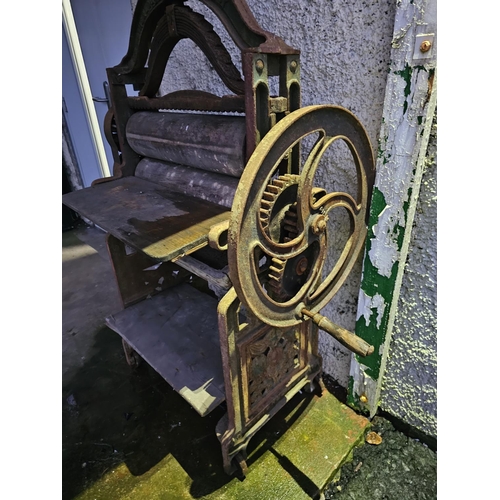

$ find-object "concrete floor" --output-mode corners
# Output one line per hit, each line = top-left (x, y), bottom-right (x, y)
(62, 223), (370, 500)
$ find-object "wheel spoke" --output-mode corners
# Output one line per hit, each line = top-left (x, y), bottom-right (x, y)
(312, 191), (361, 218)
(228, 105), (375, 327)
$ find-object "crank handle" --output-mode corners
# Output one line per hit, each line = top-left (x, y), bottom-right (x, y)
(302, 309), (374, 357)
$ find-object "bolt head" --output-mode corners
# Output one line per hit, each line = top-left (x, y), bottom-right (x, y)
(311, 214), (327, 235)
(290, 60), (298, 73)
(255, 59), (264, 74)
(295, 257), (309, 275)
(360, 394), (368, 404)
(420, 40), (432, 53)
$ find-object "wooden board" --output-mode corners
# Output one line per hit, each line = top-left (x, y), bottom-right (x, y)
(105, 283), (226, 417)
(62, 176), (230, 261)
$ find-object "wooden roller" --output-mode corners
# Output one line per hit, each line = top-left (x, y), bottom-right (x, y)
(126, 111), (247, 178)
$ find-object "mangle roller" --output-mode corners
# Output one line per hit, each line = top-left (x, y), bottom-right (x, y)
(63, 0), (376, 476)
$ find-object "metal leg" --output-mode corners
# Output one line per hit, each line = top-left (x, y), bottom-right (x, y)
(234, 451), (248, 477)
(122, 338), (141, 368)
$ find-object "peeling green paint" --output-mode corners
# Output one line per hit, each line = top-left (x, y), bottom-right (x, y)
(377, 135), (389, 161)
(352, 189), (395, 379)
(394, 64), (413, 98)
(350, 173), (413, 386)
(348, 0), (437, 424)
(393, 65), (428, 116)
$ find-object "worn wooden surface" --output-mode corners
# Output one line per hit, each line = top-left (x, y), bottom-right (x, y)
(349, 0), (437, 416)
(62, 176), (231, 261)
(106, 233), (191, 308)
(106, 283), (226, 417)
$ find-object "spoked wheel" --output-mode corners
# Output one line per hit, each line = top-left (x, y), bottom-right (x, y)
(228, 105), (376, 356)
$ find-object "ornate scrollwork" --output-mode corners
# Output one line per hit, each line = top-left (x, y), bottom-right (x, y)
(140, 4), (245, 97)
(246, 327), (300, 408)
(228, 105), (376, 328)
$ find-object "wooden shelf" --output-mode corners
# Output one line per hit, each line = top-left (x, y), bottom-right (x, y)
(105, 283), (226, 417)
(62, 176), (230, 262)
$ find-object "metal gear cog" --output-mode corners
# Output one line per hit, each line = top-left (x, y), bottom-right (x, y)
(259, 174), (300, 242)
(228, 105), (376, 328)
(267, 256), (287, 299)
(259, 174), (316, 301)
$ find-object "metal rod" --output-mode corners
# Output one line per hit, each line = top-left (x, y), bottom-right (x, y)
(174, 255), (231, 298)
(302, 309), (374, 357)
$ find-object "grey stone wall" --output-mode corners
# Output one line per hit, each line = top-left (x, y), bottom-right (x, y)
(380, 113), (437, 438)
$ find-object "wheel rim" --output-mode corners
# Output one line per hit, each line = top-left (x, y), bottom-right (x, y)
(228, 105), (375, 327)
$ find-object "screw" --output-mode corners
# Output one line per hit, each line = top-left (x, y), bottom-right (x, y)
(360, 394), (368, 404)
(255, 59), (264, 74)
(290, 60), (298, 73)
(420, 40), (432, 53)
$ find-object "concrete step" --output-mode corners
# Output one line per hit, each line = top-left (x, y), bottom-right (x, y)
(75, 389), (370, 500)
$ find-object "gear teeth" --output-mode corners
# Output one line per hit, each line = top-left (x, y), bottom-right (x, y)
(283, 224), (298, 233)
(267, 257), (287, 298)
(268, 258), (285, 279)
(269, 257), (286, 276)
(283, 204), (299, 239)
(271, 257), (286, 269)
(266, 185), (281, 194)
(259, 175), (301, 300)
(259, 174), (300, 239)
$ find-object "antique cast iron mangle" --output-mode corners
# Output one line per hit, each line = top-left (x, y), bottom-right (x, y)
(63, 0), (376, 475)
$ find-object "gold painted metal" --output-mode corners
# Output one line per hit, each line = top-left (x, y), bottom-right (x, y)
(311, 213), (328, 235)
(228, 105), (376, 329)
(420, 40), (432, 53)
(302, 309), (374, 357)
(218, 105), (376, 472)
(270, 96), (288, 113)
(208, 219), (230, 251)
(216, 287), (321, 474)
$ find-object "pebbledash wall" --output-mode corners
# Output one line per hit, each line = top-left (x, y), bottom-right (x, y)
(127, 0), (436, 438)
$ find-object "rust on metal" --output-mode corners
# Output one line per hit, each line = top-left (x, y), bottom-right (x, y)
(228, 105), (376, 328)
(62, 0), (377, 478)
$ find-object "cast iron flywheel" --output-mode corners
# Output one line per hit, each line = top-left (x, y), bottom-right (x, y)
(228, 105), (376, 347)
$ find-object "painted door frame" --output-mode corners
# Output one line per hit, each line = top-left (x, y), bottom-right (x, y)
(348, 0), (437, 416)
(62, 0), (111, 181)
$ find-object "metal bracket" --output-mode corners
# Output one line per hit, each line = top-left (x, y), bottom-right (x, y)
(269, 96), (288, 113)
(413, 33), (435, 62)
